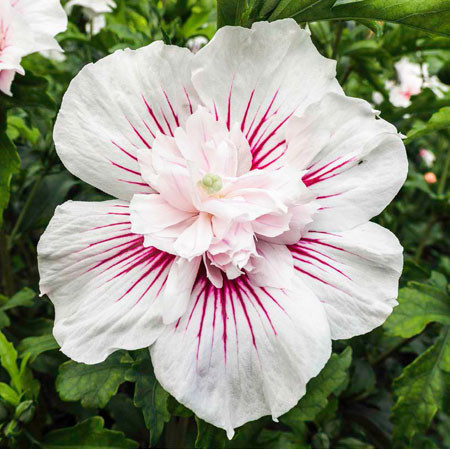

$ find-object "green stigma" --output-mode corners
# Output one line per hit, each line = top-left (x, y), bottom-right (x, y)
(200, 173), (223, 194)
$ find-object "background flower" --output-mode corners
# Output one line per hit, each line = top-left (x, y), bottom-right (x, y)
(0, 0), (66, 95)
(65, 0), (116, 35)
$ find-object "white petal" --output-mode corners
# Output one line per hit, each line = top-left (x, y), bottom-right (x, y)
(151, 275), (331, 436)
(284, 93), (407, 231)
(173, 212), (213, 259)
(54, 42), (199, 200)
(38, 200), (174, 363)
(291, 222), (403, 339)
(248, 241), (294, 289)
(129, 194), (194, 234)
(192, 19), (342, 170)
(163, 256), (201, 324)
(13, 0), (67, 52)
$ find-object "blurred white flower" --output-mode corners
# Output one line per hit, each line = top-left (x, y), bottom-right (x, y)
(419, 149), (436, 168)
(66, 0), (115, 35)
(372, 91), (384, 105)
(0, 0), (67, 95)
(386, 58), (448, 107)
(186, 35), (208, 53)
(40, 49), (67, 62)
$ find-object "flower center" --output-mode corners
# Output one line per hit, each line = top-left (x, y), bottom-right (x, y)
(200, 173), (223, 194)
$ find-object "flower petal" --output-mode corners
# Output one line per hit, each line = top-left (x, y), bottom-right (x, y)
(151, 274), (331, 437)
(284, 93), (407, 231)
(38, 200), (175, 363)
(54, 42), (199, 201)
(173, 212), (213, 259)
(290, 222), (403, 339)
(192, 19), (342, 170)
(129, 194), (195, 234)
(248, 241), (294, 289)
(162, 256), (201, 324)
(13, 0), (67, 52)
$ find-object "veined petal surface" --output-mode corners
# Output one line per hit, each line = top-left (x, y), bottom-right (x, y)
(283, 93), (407, 231)
(151, 274), (331, 437)
(53, 42), (200, 200)
(291, 223), (403, 339)
(38, 200), (174, 363)
(191, 19), (342, 170)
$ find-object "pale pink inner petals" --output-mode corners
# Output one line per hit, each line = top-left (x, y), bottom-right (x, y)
(129, 107), (316, 288)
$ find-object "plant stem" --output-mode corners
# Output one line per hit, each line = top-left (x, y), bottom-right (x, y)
(438, 146), (450, 195)
(332, 22), (344, 59)
(165, 417), (189, 449)
(0, 229), (15, 296)
(371, 335), (416, 367)
(8, 173), (44, 249)
(414, 214), (438, 262)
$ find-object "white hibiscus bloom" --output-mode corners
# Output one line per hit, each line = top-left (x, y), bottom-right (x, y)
(66, 0), (116, 35)
(387, 57), (448, 107)
(38, 20), (407, 437)
(186, 35), (208, 53)
(0, 0), (67, 95)
(419, 149), (436, 168)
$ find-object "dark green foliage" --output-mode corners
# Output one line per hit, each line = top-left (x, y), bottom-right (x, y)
(0, 0), (449, 448)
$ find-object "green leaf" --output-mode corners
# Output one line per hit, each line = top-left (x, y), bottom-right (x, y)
(269, 0), (450, 38)
(125, 353), (170, 447)
(42, 417), (139, 449)
(6, 116), (40, 144)
(0, 120), (20, 225)
(0, 331), (21, 393)
(384, 281), (450, 338)
(406, 107), (450, 142)
(217, 0), (247, 27)
(2, 72), (55, 110)
(281, 347), (352, 427)
(391, 329), (450, 445)
(0, 382), (20, 406)
(18, 334), (59, 362)
(195, 417), (228, 449)
(56, 352), (130, 408)
(0, 288), (36, 312)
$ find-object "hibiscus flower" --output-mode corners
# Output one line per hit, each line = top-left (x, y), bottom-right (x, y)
(0, 0), (66, 95)
(38, 19), (407, 437)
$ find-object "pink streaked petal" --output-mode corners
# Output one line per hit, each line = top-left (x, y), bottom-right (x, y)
(54, 42), (200, 201)
(282, 93), (407, 231)
(37, 200), (174, 364)
(291, 223), (403, 339)
(191, 20), (342, 174)
(151, 271), (330, 438)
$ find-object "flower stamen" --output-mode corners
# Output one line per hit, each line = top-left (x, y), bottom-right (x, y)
(200, 173), (223, 194)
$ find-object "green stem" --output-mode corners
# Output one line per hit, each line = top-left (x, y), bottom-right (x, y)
(165, 417), (189, 449)
(332, 22), (344, 59)
(414, 215), (438, 262)
(0, 229), (15, 296)
(370, 335), (417, 367)
(8, 174), (44, 249)
(437, 147), (450, 195)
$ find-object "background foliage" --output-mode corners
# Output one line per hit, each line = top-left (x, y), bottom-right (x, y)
(0, 0), (449, 447)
